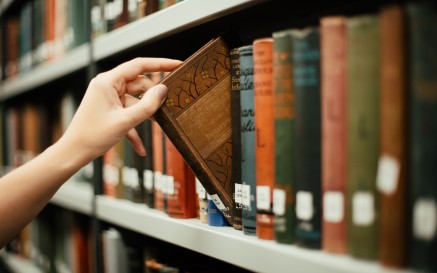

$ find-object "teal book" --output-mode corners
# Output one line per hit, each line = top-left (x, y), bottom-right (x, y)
(408, 2), (437, 272)
(239, 44), (256, 236)
(346, 15), (380, 260)
(272, 29), (295, 244)
(290, 27), (322, 249)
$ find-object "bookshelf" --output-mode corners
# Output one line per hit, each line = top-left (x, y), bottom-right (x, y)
(0, 0), (435, 272)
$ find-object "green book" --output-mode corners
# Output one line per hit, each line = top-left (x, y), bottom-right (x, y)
(346, 15), (380, 260)
(290, 27), (322, 249)
(408, 2), (437, 272)
(272, 29), (295, 244)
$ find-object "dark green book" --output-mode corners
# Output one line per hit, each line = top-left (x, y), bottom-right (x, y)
(272, 29), (295, 244)
(290, 27), (322, 249)
(142, 119), (155, 208)
(408, 2), (437, 272)
(230, 47), (243, 231)
(239, 44), (256, 236)
(346, 15), (380, 260)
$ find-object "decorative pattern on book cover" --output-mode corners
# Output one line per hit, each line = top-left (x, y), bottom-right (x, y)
(320, 16), (347, 254)
(239, 44), (257, 235)
(407, 2), (437, 272)
(378, 4), (408, 268)
(253, 37), (275, 240)
(346, 15), (380, 260)
(154, 35), (238, 225)
(272, 29), (295, 245)
(291, 27), (322, 249)
(230, 47), (243, 230)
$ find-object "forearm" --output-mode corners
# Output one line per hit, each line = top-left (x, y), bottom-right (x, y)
(0, 138), (92, 248)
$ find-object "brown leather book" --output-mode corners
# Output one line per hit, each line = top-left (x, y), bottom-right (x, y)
(253, 37), (275, 240)
(320, 16), (348, 254)
(154, 35), (239, 225)
(378, 4), (408, 268)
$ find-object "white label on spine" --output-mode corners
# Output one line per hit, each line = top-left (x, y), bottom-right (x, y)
(143, 169), (154, 190)
(273, 189), (286, 216)
(235, 183), (242, 204)
(256, 186), (271, 210)
(376, 154), (400, 196)
(210, 194), (226, 210)
(323, 191), (344, 223)
(196, 178), (207, 199)
(242, 184), (251, 209)
(166, 176), (175, 195)
(154, 171), (162, 190)
(352, 192), (375, 226)
(296, 191), (314, 221)
(413, 199), (437, 241)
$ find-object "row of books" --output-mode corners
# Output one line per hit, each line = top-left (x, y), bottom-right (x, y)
(2, 0), (87, 80)
(0, 0), (185, 81)
(91, 0), (185, 40)
(99, 1), (437, 273)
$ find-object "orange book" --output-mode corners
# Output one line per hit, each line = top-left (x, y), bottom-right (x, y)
(165, 138), (197, 218)
(45, 0), (56, 60)
(152, 121), (165, 211)
(103, 142), (123, 198)
(320, 16), (348, 253)
(378, 5), (408, 268)
(253, 37), (275, 240)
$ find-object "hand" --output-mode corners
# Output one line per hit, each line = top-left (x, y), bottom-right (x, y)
(60, 57), (182, 162)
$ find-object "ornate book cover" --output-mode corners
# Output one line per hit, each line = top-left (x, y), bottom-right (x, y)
(154, 35), (240, 225)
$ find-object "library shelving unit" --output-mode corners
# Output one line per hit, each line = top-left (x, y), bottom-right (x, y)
(0, 0), (421, 272)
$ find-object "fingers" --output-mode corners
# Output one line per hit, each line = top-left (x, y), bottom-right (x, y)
(126, 128), (146, 156)
(111, 57), (182, 83)
(125, 75), (156, 95)
(124, 84), (168, 125)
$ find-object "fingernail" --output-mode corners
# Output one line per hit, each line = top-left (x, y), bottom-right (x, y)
(154, 84), (168, 102)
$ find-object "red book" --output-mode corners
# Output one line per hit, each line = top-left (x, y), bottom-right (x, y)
(320, 16), (348, 254)
(253, 37), (275, 240)
(165, 138), (197, 218)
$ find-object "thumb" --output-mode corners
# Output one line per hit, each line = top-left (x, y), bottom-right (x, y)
(126, 84), (168, 125)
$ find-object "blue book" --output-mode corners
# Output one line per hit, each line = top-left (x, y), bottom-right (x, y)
(208, 196), (230, 227)
(239, 44), (256, 236)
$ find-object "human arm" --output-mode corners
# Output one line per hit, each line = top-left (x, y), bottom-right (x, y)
(0, 57), (182, 248)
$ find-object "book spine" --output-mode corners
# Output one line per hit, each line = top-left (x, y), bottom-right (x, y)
(152, 121), (165, 211)
(346, 15), (380, 260)
(239, 44), (257, 236)
(272, 29), (295, 244)
(320, 16), (348, 254)
(208, 196), (230, 227)
(142, 119), (155, 207)
(407, 2), (437, 272)
(253, 37), (275, 240)
(291, 28), (322, 249)
(377, 4), (408, 268)
(230, 47), (243, 231)
(165, 138), (197, 218)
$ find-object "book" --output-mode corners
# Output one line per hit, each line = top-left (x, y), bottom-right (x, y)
(165, 137), (197, 219)
(291, 27), (322, 249)
(230, 47), (243, 231)
(154, 35), (241, 226)
(253, 37), (275, 240)
(272, 29), (295, 245)
(407, 2), (437, 272)
(346, 15), (380, 260)
(377, 4), (408, 268)
(5, 16), (19, 78)
(239, 44), (257, 235)
(320, 16), (348, 254)
(152, 121), (165, 211)
(207, 195), (230, 227)
(141, 119), (155, 207)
